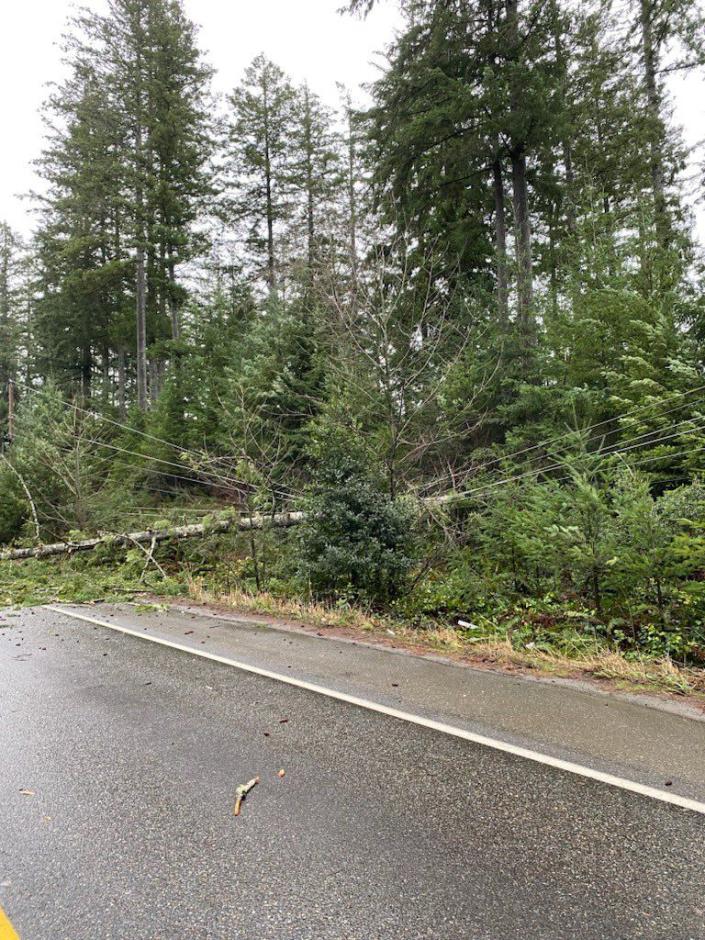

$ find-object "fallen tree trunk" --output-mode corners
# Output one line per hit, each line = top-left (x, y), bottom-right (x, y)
(0, 511), (306, 562)
(0, 490), (470, 564)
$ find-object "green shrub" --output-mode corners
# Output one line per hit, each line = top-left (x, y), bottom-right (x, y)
(299, 423), (416, 605)
(0, 468), (26, 544)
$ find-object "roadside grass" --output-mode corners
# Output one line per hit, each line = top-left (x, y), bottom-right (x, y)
(0, 554), (187, 608)
(187, 580), (705, 702)
(186, 579), (383, 632)
(2, 552), (704, 703)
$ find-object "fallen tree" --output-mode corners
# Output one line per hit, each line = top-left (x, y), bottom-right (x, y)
(0, 490), (467, 564)
(0, 511), (306, 562)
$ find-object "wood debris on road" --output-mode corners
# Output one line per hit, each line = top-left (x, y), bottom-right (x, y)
(233, 776), (260, 817)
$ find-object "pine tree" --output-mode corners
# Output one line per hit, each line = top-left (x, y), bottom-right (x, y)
(630, 0), (705, 246)
(225, 55), (298, 294)
(364, 0), (564, 353)
(35, 0), (213, 409)
(34, 64), (126, 395)
(289, 84), (342, 294)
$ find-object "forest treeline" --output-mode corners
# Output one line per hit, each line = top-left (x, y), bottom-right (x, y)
(3, 0), (705, 663)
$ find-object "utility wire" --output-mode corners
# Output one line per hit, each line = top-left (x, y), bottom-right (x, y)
(450, 414), (705, 502)
(12, 380), (298, 501)
(441, 382), (705, 487)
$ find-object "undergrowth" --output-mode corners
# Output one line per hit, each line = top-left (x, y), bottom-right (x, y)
(189, 579), (705, 700)
(2, 533), (705, 702)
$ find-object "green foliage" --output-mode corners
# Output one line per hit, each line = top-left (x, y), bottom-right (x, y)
(299, 419), (416, 604)
(3, 0), (705, 680)
(0, 467), (26, 544)
(4, 384), (111, 540)
(399, 471), (705, 662)
(0, 551), (187, 608)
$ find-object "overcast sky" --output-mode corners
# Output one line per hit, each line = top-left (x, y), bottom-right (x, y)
(0, 0), (401, 236)
(1, 0), (703, 241)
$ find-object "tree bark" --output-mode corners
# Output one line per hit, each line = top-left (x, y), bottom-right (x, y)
(492, 154), (509, 327)
(0, 511), (306, 562)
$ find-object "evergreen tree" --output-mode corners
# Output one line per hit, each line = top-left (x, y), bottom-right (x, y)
(630, 0), (705, 246)
(225, 55), (298, 293)
(288, 84), (342, 294)
(364, 0), (565, 356)
(35, 0), (213, 409)
(35, 63), (126, 395)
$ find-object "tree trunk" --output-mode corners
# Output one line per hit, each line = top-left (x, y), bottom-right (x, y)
(7, 377), (14, 441)
(506, 0), (535, 346)
(262, 77), (277, 294)
(80, 341), (92, 397)
(134, 28), (148, 412)
(551, 0), (576, 236)
(168, 250), (181, 341)
(136, 248), (147, 410)
(149, 358), (161, 404)
(346, 101), (359, 296)
(0, 511), (306, 562)
(492, 155), (509, 327)
(101, 345), (110, 406)
(303, 87), (316, 283)
(639, 0), (669, 245)
(511, 146), (534, 339)
(117, 347), (127, 418)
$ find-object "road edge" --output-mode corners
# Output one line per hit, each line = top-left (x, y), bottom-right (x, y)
(44, 603), (705, 818)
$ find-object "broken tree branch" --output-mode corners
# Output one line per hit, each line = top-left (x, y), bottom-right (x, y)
(0, 491), (475, 565)
(233, 776), (260, 816)
(1, 455), (41, 544)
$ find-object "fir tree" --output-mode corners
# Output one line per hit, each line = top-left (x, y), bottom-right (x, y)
(225, 55), (298, 294)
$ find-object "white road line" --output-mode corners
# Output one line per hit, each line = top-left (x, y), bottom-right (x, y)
(44, 604), (705, 817)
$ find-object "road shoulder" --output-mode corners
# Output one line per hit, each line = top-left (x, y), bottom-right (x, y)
(42, 600), (705, 804)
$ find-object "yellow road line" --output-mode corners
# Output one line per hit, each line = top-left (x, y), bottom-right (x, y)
(0, 904), (19, 940)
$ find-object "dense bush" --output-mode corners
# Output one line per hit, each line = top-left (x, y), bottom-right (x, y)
(402, 471), (705, 662)
(0, 467), (26, 544)
(298, 422), (416, 605)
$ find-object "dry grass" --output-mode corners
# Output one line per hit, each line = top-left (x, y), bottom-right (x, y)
(187, 579), (382, 632)
(186, 579), (705, 702)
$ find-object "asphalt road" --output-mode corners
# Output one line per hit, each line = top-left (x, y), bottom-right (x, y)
(1, 607), (705, 939)
(52, 601), (705, 802)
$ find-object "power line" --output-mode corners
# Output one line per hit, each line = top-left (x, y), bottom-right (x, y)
(12, 380), (298, 501)
(451, 415), (705, 502)
(441, 382), (705, 489)
(85, 439), (295, 503)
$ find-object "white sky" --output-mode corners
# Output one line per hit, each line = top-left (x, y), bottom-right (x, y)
(0, 0), (402, 236)
(0, 0), (703, 241)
